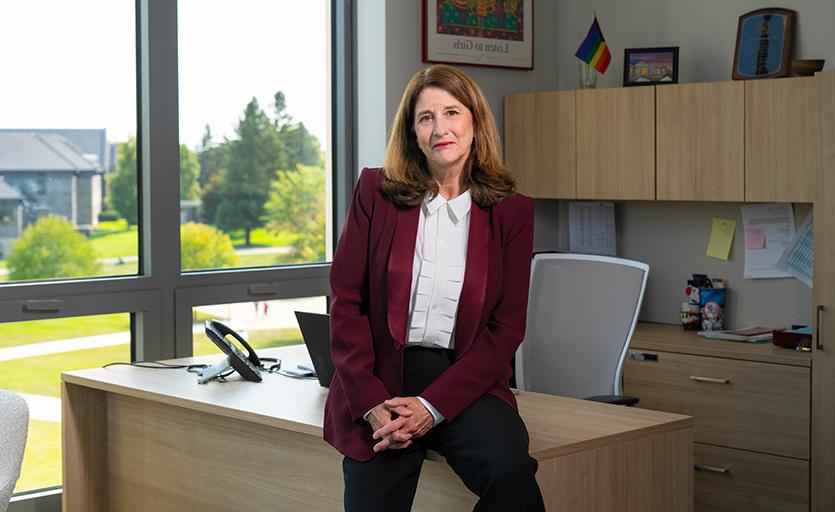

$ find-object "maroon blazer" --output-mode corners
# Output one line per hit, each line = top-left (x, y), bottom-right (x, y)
(324, 168), (534, 462)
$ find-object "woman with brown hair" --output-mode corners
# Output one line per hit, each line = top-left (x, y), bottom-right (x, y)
(325, 64), (544, 511)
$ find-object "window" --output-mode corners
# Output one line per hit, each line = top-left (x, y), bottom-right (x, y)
(0, 1), (348, 505)
(0, 0), (138, 283)
(178, 0), (332, 271)
(0, 313), (132, 492)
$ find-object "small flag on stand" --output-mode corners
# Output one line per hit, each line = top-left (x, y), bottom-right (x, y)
(575, 15), (611, 74)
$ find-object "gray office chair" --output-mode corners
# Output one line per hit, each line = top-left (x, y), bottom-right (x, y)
(0, 390), (29, 512)
(515, 253), (649, 405)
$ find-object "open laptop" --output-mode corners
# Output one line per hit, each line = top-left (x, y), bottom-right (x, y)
(294, 311), (335, 388)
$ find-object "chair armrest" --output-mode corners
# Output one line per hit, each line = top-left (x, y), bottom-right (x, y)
(584, 394), (640, 407)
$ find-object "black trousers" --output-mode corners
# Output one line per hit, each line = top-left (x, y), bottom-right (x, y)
(343, 347), (545, 512)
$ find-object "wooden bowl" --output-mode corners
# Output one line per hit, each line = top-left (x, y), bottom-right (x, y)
(792, 59), (825, 77)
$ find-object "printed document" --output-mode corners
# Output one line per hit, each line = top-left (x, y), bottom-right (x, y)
(569, 201), (615, 256)
(741, 203), (795, 279)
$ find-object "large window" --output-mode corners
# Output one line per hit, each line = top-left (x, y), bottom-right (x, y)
(178, 0), (331, 271)
(0, 0), (139, 283)
(0, 1), (346, 505)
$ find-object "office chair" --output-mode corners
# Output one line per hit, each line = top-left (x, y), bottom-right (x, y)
(0, 390), (29, 512)
(515, 253), (649, 406)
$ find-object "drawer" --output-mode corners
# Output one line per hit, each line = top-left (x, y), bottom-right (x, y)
(623, 350), (809, 459)
(694, 443), (808, 511)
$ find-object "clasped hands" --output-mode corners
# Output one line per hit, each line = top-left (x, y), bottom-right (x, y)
(367, 397), (434, 452)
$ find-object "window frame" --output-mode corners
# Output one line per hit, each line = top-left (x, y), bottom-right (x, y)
(1, 0), (353, 507)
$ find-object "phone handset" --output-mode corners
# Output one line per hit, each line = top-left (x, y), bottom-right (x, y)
(201, 320), (263, 383)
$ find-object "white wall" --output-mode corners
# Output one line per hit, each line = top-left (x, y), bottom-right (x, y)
(556, 0), (835, 90)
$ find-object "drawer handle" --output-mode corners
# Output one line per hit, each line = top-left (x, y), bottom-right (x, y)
(694, 463), (730, 475)
(689, 376), (730, 385)
(816, 304), (824, 351)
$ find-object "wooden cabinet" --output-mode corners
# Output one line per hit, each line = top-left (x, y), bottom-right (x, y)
(576, 87), (655, 200)
(504, 91), (576, 198)
(624, 323), (811, 511)
(745, 77), (817, 202)
(656, 82), (744, 201)
(813, 70), (835, 512)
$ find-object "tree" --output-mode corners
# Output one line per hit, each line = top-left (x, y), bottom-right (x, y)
(280, 122), (324, 170)
(197, 124), (228, 188)
(272, 91), (293, 131)
(179, 144), (201, 200)
(180, 222), (240, 271)
(7, 216), (100, 280)
(213, 97), (285, 245)
(108, 136), (138, 224)
(264, 165), (326, 262)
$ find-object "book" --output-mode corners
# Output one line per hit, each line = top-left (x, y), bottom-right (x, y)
(698, 327), (774, 342)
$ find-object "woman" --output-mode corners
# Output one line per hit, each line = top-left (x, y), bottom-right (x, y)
(324, 64), (544, 511)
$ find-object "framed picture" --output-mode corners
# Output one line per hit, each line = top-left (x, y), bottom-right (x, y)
(623, 47), (679, 87)
(422, 0), (534, 70)
(732, 8), (795, 80)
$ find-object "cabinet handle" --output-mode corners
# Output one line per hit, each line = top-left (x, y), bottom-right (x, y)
(816, 304), (824, 351)
(694, 463), (730, 475)
(689, 376), (730, 385)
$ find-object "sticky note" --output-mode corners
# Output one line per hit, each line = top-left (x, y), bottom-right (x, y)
(706, 218), (736, 260)
(746, 228), (766, 249)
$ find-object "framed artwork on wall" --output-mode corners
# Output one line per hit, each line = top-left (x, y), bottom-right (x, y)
(623, 47), (679, 87)
(422, 0), (534, 69)
(732, 8), (795, 80)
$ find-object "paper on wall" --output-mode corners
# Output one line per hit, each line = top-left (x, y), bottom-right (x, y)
(777, 210), (813, 287)
(569, 201), (616, 256)
(741, 203), (795, 279)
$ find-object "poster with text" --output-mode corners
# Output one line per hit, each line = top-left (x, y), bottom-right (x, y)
(422, 0), (533, 69)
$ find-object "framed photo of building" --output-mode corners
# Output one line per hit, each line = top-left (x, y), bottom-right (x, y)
(623, 47), (679, 87)
(732, 8), (795, 80)
(422, 0), (534, 69)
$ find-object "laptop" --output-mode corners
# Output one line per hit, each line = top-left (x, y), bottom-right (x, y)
(294, 311), (335, 388)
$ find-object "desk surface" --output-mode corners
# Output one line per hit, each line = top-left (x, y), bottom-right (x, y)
(62, 344), (691, 461)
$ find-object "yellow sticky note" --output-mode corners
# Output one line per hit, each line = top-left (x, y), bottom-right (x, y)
(706, 218), (736, 260)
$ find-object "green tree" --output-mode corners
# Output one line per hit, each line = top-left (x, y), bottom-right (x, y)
(214, 98), (286, 245)
(264, 165), (326, 262)
(273, 90), (324, 170)
(7, 216), (101, 280)
(179, 144), (201, 200)
(197, 124), (228, 188)
(108, 136), (138, 225)
(180, 222), (240, 271)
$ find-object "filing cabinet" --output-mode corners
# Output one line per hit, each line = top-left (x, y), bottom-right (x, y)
(624, 323), (811, 512)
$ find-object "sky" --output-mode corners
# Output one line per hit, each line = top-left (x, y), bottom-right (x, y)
(0, 0), (329, 150)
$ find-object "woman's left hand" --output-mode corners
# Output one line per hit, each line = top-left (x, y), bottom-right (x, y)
(373, 397), (435, 442)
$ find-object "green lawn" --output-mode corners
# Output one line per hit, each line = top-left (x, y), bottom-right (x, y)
(0, 343), (131, 397)
(16, 420), (61, 493)
(229, 227), (293, 248)
(89, 221), (138, 259)
(0, 313), (130, 349)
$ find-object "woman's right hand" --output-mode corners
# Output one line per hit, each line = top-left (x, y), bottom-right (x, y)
(367, 402), (413, 452)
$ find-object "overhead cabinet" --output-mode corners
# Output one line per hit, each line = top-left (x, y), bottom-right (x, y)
(745, 77), (817, 203)
(656, 81), (744, 202)
(504, 91), (576, 199)
(576, 87), (655, 200)
(505, 77), (816, 203)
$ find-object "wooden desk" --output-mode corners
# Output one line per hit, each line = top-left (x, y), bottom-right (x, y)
(62, 345), (693, 511)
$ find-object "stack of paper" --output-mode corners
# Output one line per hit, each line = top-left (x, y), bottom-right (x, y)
(698, 327), (774, 343)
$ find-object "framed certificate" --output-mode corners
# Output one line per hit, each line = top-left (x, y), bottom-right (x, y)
(732, 8), (795, 80)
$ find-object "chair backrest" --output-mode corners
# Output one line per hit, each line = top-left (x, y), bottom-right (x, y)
(0, 390), (29, 512)
(516, 253), (649, 399)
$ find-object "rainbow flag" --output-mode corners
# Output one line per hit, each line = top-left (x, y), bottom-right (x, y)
(575, 17), (611, 74)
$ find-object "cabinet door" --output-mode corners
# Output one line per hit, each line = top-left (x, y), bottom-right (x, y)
(576, 87), (655, 200)
(746, 77), (817, 202)
(504, 91), (576, 198)
(657, 82), (744, 201)
(813, 70), (835, 512)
